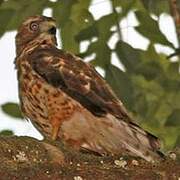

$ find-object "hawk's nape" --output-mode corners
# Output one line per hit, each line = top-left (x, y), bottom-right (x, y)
(15, 15), (164, 162)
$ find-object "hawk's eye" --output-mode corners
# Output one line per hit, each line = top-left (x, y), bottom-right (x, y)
(30, 22), (39, 31)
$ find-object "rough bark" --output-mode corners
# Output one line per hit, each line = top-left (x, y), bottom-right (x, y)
(169, 0), (180, 45)
(0, 136), (179, 180)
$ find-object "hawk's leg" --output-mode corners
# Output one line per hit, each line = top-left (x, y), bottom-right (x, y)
(51, 125), (60, 140)
(49, 116), (62, 140)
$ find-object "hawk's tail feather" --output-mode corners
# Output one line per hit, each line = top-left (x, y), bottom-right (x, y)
(128, 121), (161, 151)
(83, 115), (163, 162)
(61, 111), (163, 162)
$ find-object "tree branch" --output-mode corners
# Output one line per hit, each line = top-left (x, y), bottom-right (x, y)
(111, 0), (122, 41)
(112, 7), (122, 41)
(0, 136), (179, 179)
(169, 0), (180, 46)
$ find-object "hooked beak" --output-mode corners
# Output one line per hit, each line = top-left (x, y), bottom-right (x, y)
(48, 26), (56, 35)
(40, 21), (57, 35)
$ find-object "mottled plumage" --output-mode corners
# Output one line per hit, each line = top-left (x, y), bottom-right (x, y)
(15, 15), (162, 162)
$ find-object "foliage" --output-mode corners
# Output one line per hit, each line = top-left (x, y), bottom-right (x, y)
(0, 0), (180, 151)
(1, 102), (23, 119)
(0, 129), (14, 136)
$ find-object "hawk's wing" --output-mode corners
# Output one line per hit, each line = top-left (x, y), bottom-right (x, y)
(29, 45), (130, 121)
(28, 45), (162, 160)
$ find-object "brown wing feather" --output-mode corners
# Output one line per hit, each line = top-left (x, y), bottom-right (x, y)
(29, 45), (130, 120)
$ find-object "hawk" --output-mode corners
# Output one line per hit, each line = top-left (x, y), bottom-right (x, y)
(15, 15), (162, 162)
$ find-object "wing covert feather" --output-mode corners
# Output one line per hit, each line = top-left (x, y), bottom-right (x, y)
(29, 45), (129, 120)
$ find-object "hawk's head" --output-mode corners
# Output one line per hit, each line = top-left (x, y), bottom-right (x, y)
(16, 15), (57, 55)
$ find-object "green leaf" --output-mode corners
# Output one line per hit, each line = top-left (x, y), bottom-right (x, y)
(75, 24), (98, 42)
(84, 41), (111, 68)
(158, 127), (180, 150)
(53, 0), (93, 53)
(53, 0), (76, 27)
(62, 9), (93, 53)
(0, 9), (15, 37)
(96, 13), (117, 41)
(153, 102), (172, 126)
(80, 39), (111, 68)
(116, 41), (142, 73)
(160, 78), (180, 92)
(131, 75), (165, 121)
(54, 0), (93, 28)
(167, 61), (180, 78)
(141, 0), (170, 15)
(95, 43), (111, 68)
(112, 0), (145, 16)
(70, 0), (93, 24)
(135, 45), (164, 80)
(1, 102), (23, 119)
(61, 20), (80, 53)
(133, 93), (148, 118)
(165, 109), (180, 127)
(136, 61), (163, 80)
(135, 11), (174, 48)
(77, 13), (116, 43)
(0, 0), (48, 31)
(0, 130), (14, 136)
(167, 92), (180, 109)
(79, 13), (116, 67)
(106, 64), (134, 110)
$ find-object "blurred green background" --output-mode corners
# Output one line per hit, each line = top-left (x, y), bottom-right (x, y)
(0, 0), (180, 151)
